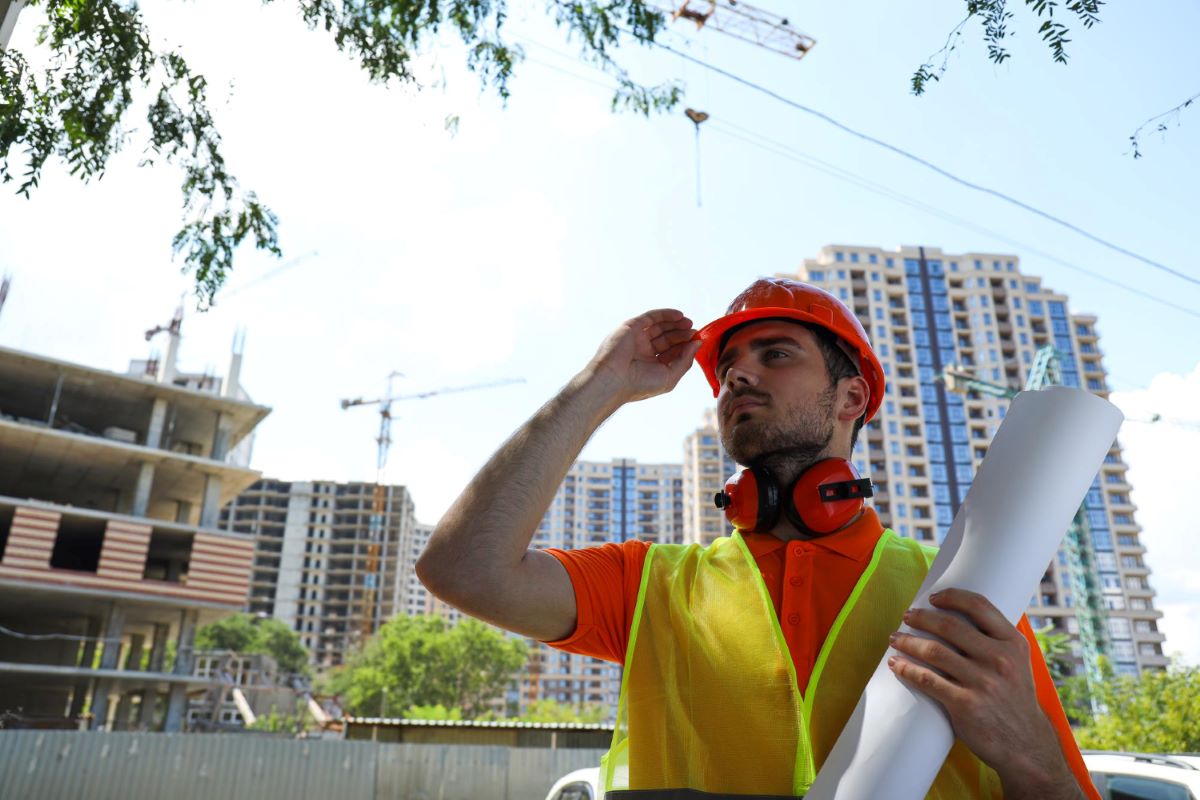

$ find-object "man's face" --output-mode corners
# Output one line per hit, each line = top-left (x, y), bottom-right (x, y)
(714, 320), (838, 466)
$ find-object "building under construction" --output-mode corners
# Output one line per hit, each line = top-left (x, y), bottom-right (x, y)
(0, 319), (268, 730)
(221, 479), (418, 668)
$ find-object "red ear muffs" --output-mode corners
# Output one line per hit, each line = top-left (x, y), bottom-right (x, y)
(715, 458), (873, 536)
(714, 466), (781, 533)
(784, 458), (872, 536)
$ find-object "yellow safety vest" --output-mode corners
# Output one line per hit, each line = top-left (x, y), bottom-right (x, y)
(600, 529), (1003, 799)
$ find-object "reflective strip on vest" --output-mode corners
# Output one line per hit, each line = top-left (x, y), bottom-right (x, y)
(599, 530), (1003, 800)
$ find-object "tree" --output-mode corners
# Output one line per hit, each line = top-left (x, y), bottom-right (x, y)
(1073, 664), (1200, 753)
(0, 0), (676, 305)
(327, 614), (527, 719)
(911, 1), (1197, 157)
(515, 698), (608, 724)
(195, 612), (311, 677)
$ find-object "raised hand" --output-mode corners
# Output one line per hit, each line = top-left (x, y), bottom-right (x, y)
(586, 309), (701, 405)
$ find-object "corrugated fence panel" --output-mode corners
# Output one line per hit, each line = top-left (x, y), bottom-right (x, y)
(0, 732), (604, 800)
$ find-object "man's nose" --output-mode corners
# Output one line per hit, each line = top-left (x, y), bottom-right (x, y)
(723, 363), (759, 390)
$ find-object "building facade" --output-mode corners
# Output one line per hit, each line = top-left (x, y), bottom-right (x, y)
(792, 244), (1165, 676)
(0, 335), (267, 730)
(521, 459), (683, 715)
(682, 408), (740, 546)
(221, 479), (418, 668)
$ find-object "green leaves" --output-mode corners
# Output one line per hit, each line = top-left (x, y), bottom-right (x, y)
(195, 612), (311, 676)
(1073, 663), (1200, 752)
(911, 0), (1104, 95)
(327, 614), (527, 718)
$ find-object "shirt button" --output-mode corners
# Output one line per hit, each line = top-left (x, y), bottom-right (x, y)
(787, 613), (801, 626)
(791, 543), (803, 557)
(789, 576), (803, 587)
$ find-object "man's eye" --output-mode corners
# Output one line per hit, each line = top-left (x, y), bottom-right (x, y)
(763, 349), (788, 362)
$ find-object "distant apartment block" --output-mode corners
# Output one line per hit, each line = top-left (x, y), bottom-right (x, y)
(521, 460), (683, 714)
(221, 479), (417, 667)
(0, 331), (267, 731)
(682, 408), (740, 546)
(796, 244), (1165, 676)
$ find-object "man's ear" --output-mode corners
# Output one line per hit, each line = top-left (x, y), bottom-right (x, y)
(838, 375), (870, 422)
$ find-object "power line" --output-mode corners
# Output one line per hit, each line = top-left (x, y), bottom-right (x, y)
(707, 119), (1200, 321)
(633, 35), (1200, 289)
(516, 38), (1200, 322)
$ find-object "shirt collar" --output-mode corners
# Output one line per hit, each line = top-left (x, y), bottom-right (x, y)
(740, 506), (885, 563)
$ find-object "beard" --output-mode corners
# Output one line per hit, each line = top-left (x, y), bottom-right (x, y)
(720, 386), (837, 484)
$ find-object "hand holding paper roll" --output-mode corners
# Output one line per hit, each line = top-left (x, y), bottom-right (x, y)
(806, 386), (1123, 800)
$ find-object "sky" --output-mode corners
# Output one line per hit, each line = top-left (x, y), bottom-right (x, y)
(1, 2), (1198, 662)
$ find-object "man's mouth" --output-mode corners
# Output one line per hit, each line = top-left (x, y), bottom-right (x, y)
(726, 396), (767, 419)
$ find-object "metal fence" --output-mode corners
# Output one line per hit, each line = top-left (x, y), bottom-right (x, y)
(0, 731), (606, 799)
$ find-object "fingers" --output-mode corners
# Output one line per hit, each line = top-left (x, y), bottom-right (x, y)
(888, 654), (967, 709)
(650, 327), (696, 355)
(635, 309), (689, 332)
(889, 631), (971, 684)
(929, 589), (1022, 642)
(902, 605), (992, 660)
(657, 339), (702, 373)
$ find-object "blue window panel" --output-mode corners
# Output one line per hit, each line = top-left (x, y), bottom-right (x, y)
(930, 279), (947, 296)
(850, 252), (859, 263)
(1086, 488), (1104, 508)
(873, 289), (882, 301)
(937, 331), (954, 348)
(869, 254), (878, 264)
(1019, 332), (1029, 345)
(946, 393), (964, 407)
(982, 313), (992, 325)
(910, 293), (926, 310)
(809, 270), (825, 281)
(931, 464), (947, 481)
(887, 420), (897, 434)
(950, 426), (968, 443)
(926, 426), (943, 443)
(949, 262), (958, 272)
(921, 385), (938, 402)
(1029, 300), (1044, 315)
(953, 445), (972, 461)
(917, 348), (933, 366)
(886, 258), (894, 267)
(893, 461), (903, 475)
(928, 260), (944, 276)
(936, 505), (954, 524)
(1013, 298), (1023, 309)
(836, 252), (845, 262)
(980, 296), (990, 308)
(877, 326), (887, 338)
(886, 400), (896, 415)
(934, 313), (952, 330)
(1062, 373), (1080, 388)
(1052, 318), (1070, 335)
(957, 484), (971, 503)
(923, 404), (941, 422)
(913, 313), (928, 329)
(914, 329), (930, 346)
(838, 269), (847, 279)
(874, 307), (884, 320)
(1024, 282), (1039, 293)
(928, 443), (945, 461)
(1049, 301), (1067, 317)
(839, 287), (849, 300)
(934, 484), (951, 503)
(932, 295), (949, 311)
(905, 260), (921, 276)
(955, 464), (974, 482)
(1087, 510), (1110, 529)
(918, 366), (935, 383)
(906, 277), (924, 293)
(947, 406), (965, 423)
(1091, 529), (1113, 551)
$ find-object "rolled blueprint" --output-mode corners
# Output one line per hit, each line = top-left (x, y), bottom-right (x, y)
(806, 386), (1123, 800)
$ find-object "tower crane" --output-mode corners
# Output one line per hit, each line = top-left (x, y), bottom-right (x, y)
(340, 374), (525, 645)
(664, 0), (816, 60)
(939, 345), (1109, 709)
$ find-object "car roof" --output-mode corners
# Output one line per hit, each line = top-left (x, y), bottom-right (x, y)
(1082, 751), (1200, 791)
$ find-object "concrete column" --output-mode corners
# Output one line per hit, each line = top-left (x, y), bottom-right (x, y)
(132, 461), (156, 517)
(163, 609), (198, 732)
(124, 633), (146, 671)
(145, 397), (169, 449)
(68, 616), (102, 720)
(90, 604), (126, 731)
(199, 475), (224, 529)
(211, 411), (234, 461)
(147, 623), (170, 672)
(137, 689), (157, 730)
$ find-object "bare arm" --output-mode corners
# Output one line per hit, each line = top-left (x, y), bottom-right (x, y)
(415, 309), (700, 642)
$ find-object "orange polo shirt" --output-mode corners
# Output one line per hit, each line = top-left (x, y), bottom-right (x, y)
(544, 507), (1100, 800)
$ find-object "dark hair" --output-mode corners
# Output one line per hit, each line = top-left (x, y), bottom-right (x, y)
(795, 322), (866, 451)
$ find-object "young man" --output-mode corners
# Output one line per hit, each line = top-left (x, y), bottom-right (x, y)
(417, 278), (1098, 799)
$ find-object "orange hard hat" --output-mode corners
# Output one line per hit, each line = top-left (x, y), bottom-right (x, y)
(694, 277), (886, 422)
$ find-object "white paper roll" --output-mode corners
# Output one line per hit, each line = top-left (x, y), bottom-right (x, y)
(806, 386), (1123, 800)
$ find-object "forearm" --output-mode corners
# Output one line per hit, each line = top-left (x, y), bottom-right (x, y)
(417, 366), (622, 597)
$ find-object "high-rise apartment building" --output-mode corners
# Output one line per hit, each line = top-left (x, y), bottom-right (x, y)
(221, 479), (417, 667)
(521, 459), (683, 714)
(790, 244), (1165, 676)
(0, 335), (266, 730)
(683, 408), (740, 546)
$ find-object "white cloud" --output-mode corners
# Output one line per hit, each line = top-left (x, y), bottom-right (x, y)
(1110, 362), (1200, 668)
